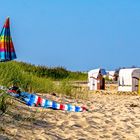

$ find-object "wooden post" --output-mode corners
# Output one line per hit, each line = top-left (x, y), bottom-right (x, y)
(138, 80), (140, 95)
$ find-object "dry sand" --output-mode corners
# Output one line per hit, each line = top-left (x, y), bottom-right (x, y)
(0, 92), (140, 140)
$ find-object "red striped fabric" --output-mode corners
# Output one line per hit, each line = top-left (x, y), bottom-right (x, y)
(60, 104), (65, 110)
(36, 96), (43, 106)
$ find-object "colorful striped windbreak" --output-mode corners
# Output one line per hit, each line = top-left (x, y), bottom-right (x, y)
(0, 17), (17, 62)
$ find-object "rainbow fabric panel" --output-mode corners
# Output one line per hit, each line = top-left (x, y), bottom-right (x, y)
(0, 18), (17, 61)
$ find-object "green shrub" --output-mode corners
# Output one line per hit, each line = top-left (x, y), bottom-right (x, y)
(0, 91), (9, 115)
(67, 71), (87, 81)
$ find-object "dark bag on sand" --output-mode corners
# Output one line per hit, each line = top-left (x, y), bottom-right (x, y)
(9, 86), (21, 93)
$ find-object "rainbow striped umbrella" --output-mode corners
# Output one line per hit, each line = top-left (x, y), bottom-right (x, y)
(0, 17), (17, 62)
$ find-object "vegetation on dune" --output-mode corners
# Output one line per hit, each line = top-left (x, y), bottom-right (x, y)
(0, 61), (87, 93)
(15, 61), (87, 80)
(0, 90), (10, 115)
(0, 61), (88, 114)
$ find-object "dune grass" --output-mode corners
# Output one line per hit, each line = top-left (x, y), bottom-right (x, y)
(0, 61), (87, 92)
(0, 61), (87, 96)
(0, 90), (10, 115)
(0, 61), (89, 113)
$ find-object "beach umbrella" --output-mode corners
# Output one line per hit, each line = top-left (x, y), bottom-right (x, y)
(0, 17), (17, 62)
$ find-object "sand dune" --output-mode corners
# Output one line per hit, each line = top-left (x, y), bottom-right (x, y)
(0, 92), (140, 140)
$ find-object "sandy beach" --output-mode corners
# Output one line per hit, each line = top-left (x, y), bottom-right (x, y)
(1, 0), (140, 139)
(0, 90), (140, 140)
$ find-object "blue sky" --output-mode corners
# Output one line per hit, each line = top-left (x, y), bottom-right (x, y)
(0, 0), (140, 71)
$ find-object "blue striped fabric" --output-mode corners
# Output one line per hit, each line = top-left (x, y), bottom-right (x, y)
(8, 91), (87, 112)
(27, 94), (36, 106)
(52, 101), (58, 109)
(75, 106), (82, 112)
(44, 100), (53, 108)
(67, 104), (71, 111)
